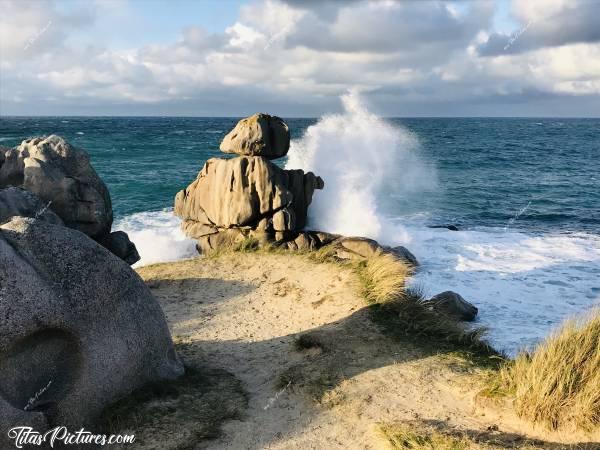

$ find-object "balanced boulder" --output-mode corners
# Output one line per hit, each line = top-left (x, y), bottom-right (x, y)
(175, 151), (323, 253)
(0, 217), (183, 441)
(220, 113), (290, 159)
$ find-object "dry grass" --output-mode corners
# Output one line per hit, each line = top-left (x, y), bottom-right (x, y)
(378, 423), (471, 450)
(499, 310), (600, 431)
(376, 421), (590, 449)
(352, 253), (495, 356)
(357, 253), (412, 304)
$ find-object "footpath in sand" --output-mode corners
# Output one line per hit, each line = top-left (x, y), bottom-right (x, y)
(133, 252), (598, 450)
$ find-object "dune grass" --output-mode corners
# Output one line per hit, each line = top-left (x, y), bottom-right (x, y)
(352, 253), (495, 356)
(356, 252), (411, 304)
(378, 423), (471, 450)
(498, 310), (600, 431)
(376, 421), (592, 449)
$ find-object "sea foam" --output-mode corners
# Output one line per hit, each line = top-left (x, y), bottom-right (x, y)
(286, 90), (436, 242)
(286, 91), (600, 355)
(113, 209), (197, 267)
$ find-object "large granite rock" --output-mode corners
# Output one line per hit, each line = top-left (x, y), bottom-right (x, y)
(0, 136), (140, 265)
(220, 113), (290, 159)
(0, 187), (63, 225)
(425, 291), (478, 321)
(0, 135), (112, 238)
(174, 156), (323, 252)
(0, 217), (183, 442)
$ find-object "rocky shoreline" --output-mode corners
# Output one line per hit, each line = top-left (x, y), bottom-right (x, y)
(0, 115), (484, 446)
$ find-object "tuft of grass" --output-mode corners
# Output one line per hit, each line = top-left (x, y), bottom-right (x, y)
(498, 310), (600, 431)
(356, 253), (412, 304)
(378, 423), (470, 450)
(371, 287), (496, 357)
(294, 333), (325, 351)
(232, 236), (260, 252)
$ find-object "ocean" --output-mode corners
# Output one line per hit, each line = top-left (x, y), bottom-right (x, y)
(1, 99), (599, 355)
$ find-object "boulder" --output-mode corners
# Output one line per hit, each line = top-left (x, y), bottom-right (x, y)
(220, 113), (290, 159)
(97, 231), (141, 266)
(0, 136), (140, 265)
(0, 217), (184, 440)
(388, 245), (419, 267)
(174, 156), (323, 245)
(0, 187), (63, 225)
(0, 135), (113, 239)
(284, 230), (338, 252)
(335, 238), (419, 267)
(426, 291), (478, 321)
(339, 237), (382, 258)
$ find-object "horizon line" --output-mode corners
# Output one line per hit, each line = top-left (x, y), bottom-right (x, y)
(2, 114), (600, 119)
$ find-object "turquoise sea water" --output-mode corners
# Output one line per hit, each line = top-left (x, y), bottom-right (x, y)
(1, 115), (599, 354)
(0, 116), (598, 233)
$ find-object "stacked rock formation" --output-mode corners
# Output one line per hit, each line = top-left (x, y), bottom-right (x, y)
(0, 135), (139, 264)
(174, 114), (420, 268)
(175, 113), (325, 252)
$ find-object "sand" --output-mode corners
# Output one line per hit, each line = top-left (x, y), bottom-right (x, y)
(133, 252), (599, 449)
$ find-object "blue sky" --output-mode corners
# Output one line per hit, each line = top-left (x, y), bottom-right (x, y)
(1, 0), (599, 117)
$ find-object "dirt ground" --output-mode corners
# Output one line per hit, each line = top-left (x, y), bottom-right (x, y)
(124, 252), (600, 450)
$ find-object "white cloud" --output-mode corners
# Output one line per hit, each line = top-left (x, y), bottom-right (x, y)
(0, 0), (598, 116)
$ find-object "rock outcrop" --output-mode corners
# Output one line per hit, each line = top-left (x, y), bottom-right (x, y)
(0, 217), (183, 443)
(175, 115), (323, 253)
(0, 186), (63, 225)
(0, 136), (139, 264)
(425, 291), (478, 321)
(175, 114), (419, 268)
(220, 113), (290, 159)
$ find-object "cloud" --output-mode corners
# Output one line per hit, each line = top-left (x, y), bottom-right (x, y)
(477, 0), (600, 56)
(0, 0), (599, 116)
(0, 0), (94, 59)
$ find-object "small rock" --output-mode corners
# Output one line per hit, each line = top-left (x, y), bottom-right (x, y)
(426, 291), (478, 321)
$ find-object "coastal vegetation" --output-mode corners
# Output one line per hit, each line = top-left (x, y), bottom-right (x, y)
(497, 311), (600, 431)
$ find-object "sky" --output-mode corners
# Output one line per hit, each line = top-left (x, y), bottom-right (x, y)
(1, 0), (599, 117)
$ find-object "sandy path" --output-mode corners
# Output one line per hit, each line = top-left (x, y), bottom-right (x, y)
(138, 253), (598, 450)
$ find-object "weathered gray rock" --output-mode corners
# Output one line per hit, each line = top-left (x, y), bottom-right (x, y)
(339, 237), (382, 258)
(426, 291), (478, 321)
(0, 187), (63, 225)
(220, 113), (290, 159)
(283, 230), (339, 252)
(388, 245), (419, 267)
(0, 136), (140, 265)
(97, 231), (141, 266)
(334, 237), (419, 267)
(0, 217), (183, 440)
(174, 156), (323, 248)
(0, 135), (113, 238)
